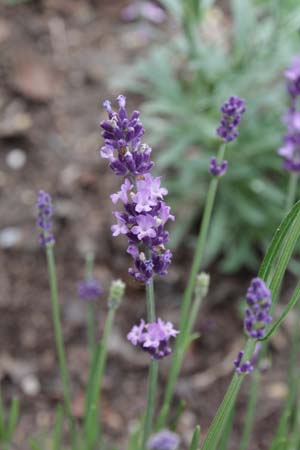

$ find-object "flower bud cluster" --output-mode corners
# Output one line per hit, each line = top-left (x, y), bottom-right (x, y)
(36, 190), (55, 247)
(77, 279), (103, 301)
(216, 96), (246, 142)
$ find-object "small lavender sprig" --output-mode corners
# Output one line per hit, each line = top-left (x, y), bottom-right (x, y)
(234, 278), (272, 376)
(128, 318), (179, 360)
(36, 190), (55, 247)
(216, 96), (246, 142)
(244, 277), (272, 339)
(36, 191), (74, 440)
(147, 429), (180, 450)
(77, 279), (103, 301)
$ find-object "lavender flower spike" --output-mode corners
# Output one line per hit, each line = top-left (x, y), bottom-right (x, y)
(147, 430), (180, 450)
(36, 190), (54, 247)
(77, 279), (103, 301)
(244, 277), (272, 339)
(100, 95), (154, 176)
(217, 96), (246, 142)
(127, 318), (179, 360)
(101, 96), (174, 283)
(209, 156), (228, 176)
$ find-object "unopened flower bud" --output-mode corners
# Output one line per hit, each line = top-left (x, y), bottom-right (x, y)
(108, 279), (125, 309)
(195, 272), (210, 299)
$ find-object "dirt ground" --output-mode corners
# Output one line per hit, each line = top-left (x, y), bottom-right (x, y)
(0, 1), (294, 449)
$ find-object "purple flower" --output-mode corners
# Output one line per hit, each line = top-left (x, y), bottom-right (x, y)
(278, 133), (300, 172)
(216, 96), (246, 142)
(77, 279), (103, 301)
(127, 318), (179, 359)
(121, 1), (166, 24)
(101, 96), (174, 283)
(36, 190), (55, 247)
(100, 96), (153, 177)
(285, 56), (300, 100)
(147, 430), (180, 450)
(244, 278), (272, 339)
(209, 156), (228, 176)
(234, 350), (254, 375)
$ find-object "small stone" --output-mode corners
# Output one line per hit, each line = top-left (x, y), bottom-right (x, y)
(6, 149), (27, 170)
(21, 374), (40, 396)
(0, 227), (23, 249)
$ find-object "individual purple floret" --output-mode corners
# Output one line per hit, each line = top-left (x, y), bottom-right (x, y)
(147, 430), (180, 450)
(278, 133), (300, 171)
(278, 57), (300, 171)
(234, 350), (254, 375)
(100, 95), (154, 177)
(101, 96), (174, 283)
(209, 156), (228, 176)
(127, 318), (179, 359)
(244, 277), (272, 339)
(285, 56), (300, 101)
(36, 190), (55, 247)
(77, 279), (103, 301)
(121, 1), (166, 24)
(216, 96), (246, 142)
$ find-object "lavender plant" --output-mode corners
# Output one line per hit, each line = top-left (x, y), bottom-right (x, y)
(4, 85), (300, 450)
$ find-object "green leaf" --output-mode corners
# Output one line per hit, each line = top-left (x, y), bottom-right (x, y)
(52, 405), (64, 450)
(189, 425), (201, 450)
(7, 397), (19, 441)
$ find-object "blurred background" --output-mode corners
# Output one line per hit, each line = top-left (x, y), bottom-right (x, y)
(0, 0), (300, 448)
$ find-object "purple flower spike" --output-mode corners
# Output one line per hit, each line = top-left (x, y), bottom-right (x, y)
(147, 430), (180, 450)
(234, 350), (254, 375)
(244, 278), (272, 340)
(101, 96), (174, 283)
(77, 279), (103, 301)
(127, 318), (179, 360)
(36, 190), (55, 247)
(209, 156), (228, 176)
(100, 95), (154, 177)
(217, 96), (246, 142)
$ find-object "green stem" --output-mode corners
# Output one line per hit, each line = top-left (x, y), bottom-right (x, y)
(201, 340), (255, 450)
(286, 172), (299, 213)
(141, 279), (158, 450)
(237, 369), (260, 450)
(157, 144), (226, 428)
(87, 303), (96, 357)
(85, 252), (96, 356)
(46, 246), (74, 432)
(84, 307), (115, 449)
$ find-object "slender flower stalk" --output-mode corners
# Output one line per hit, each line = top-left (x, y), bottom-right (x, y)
(77, 252), (103, 356)
(158, 96), (246, 428)
(156, 143), (227, 428)
(147, 429), (180, 450)
(84, 279), (125, 450)
(141, 281), (158, 450)
(286, 172), (299, 212)
(36, 191), (75, 440)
